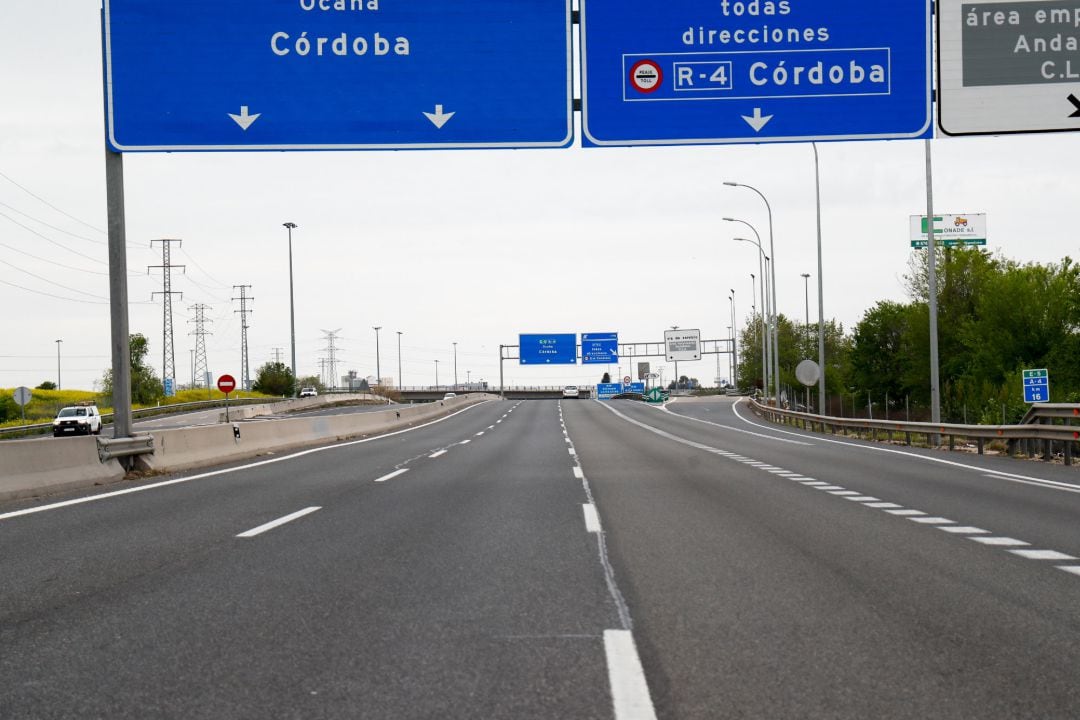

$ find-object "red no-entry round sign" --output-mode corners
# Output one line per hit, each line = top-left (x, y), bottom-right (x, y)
(217, 374), (237, 394)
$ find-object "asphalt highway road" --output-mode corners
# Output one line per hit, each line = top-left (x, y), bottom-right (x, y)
(3, 397), (1080, 718)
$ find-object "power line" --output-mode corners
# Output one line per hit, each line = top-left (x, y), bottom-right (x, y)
(0, 257), (111, 300)
(0, 209), (109, 265)
(0, 167), (106, 234)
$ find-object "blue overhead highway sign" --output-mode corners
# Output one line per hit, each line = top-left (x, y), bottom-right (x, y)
(519, 334), (577, 365)
(579, 0), (932, 146)
(103, 0), (573, 151)
(582, 333), (619, 364)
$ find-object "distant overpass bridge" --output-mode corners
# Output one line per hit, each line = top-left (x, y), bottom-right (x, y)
(395, 387), (594, 401)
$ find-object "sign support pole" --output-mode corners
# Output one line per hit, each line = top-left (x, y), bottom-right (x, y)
(499, 345), (504, 399)
(105, 148), (133, 442)
(814, 143), (826, 416)
(925, 139), (942, 441)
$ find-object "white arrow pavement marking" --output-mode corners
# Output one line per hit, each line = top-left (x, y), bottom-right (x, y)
(741, 107), (773, 132)
(423, 104), (455, 129)
(228, 105), (261, 131)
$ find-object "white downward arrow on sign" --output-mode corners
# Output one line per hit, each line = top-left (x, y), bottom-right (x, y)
(741, 108), (773, 133)
(423, 104), (455, 129)
(228, 106), (261, 131)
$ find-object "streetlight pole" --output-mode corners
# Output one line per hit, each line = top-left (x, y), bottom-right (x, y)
(453, 342), (458, 389)
(730, 288), (737, 389)
(467, 369), (471, 388)
(396, 331), (403, 390)
(730, 229), (770, 399)
(55, 339), (62, 390)
(373, 326), (382, 387)
(434, 359), (440, 390)
(283, 222), (298, 397)
(801, 272), (811, 412)
(813, 143), (827, 415)
(725, 182), (778, 404)
(671, 325), (679, 391)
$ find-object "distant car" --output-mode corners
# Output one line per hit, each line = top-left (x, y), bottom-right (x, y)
(562, 385), (580, 399)
(53, 403), (102, 437)
(443, 392), (457, 400)
(299, 387), (318, 397)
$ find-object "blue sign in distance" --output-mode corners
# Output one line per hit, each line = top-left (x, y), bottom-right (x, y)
(579, 0), (932, 146)
(163, 377), (175, 397)
(519, 334), (577, 365)
(597, 383), (622, 400)
(582, 332), (619, 365)
(1023, 368), (1049, 404)
(103, 1), (573, 151)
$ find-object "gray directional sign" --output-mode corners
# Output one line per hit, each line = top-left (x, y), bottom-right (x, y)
(939, 0), (1080, 135)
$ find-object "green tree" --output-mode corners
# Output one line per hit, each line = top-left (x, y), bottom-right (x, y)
(601, 372), (611, 384)
(36, 381), (57, 390)
(253, 361), (295, 397)
(100, 333), (164, 405)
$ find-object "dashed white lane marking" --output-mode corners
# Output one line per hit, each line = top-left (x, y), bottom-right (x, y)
(568, 448), (576, 456)
(971, 537), (1030, 547)
(604, 630), (659, 720)
(475, 431), (485, 437)
(374, 468), (410, 483)
(813, 485), (846, 491)
(1011, 549), (1077, 561)
(0, 400), (496, 523)
(573, 467), (584, 480)
(428, 450), (447, 459)
(844, 496), (881, 502)
(828, 490), (861, 496)
(802, 481), (831, 486)
(1056, 566), (1080, 577)
(237, 507), (321, 538)
(865, 502), (903, 509)
(909, 517), (956, 525)
(488, 425), (495, 430)
(887, 509), (927, 516)
(459, 439), (472, 445)
(938, 526), (990, 534)
(583, 504), (602, 533)
(496, 420), (503, 424)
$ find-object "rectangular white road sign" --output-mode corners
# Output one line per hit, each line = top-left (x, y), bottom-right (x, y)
(665, 329), (702, 362)
(939, 0), (1080, 135)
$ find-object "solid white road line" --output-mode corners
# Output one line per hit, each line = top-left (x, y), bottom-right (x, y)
(237, 507), (321, 538)
(374, 468), (410, 483)
(583, 504), (601, 533)
(604, 630), (658, 720)
(428, 450), (447, 458)
(1010, 549), (1077, 561)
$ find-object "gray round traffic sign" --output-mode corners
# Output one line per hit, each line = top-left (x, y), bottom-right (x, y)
(795, 360), (821, 387)
(13, 386), (31, 406)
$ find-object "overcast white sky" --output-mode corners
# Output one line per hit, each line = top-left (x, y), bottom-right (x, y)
(2, 1), (1077, 392)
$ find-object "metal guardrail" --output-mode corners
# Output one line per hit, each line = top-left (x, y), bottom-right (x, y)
(0, 397), (271, 438)
(97, 434), (155, 463)
(750, 399), (1080, 466)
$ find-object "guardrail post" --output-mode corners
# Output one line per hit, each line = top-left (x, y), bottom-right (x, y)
(1065, 441), (1073, 467)
(905, 432), (911, 446)
(977, 438), (984, 455)
(948, 435), (954, 451)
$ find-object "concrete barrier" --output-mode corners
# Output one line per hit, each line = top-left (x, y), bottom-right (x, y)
(218, 393), (390, 422)
(0, 436), (125, 503)
(140, 393), (499, 473)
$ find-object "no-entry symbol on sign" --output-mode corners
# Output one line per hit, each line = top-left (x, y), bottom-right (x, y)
(217, 374), (237, 394)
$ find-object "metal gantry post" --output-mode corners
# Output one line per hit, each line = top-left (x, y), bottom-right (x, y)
(814, 143), (827, 415)
(925, 140), (943, 439)
(105, 149), (133, 439)
(283, 222), (298, 397)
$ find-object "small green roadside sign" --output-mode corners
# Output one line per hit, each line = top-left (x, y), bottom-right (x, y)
(647, 387), (664, 404)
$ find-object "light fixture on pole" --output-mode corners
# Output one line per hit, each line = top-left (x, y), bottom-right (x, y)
(282, 222), (298, 397)
(373, 326), (382, 387)
(396, 331), (403, 391)
(724, 182), (778, 403)
(730, 229), (770, 399)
